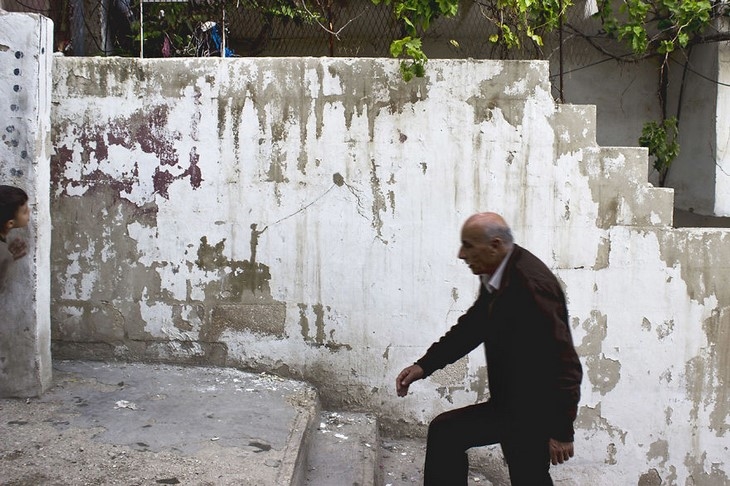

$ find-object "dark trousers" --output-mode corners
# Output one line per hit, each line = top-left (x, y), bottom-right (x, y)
(424, 401), (553, 486)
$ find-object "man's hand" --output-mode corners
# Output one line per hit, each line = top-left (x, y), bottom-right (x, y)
(7, 238), (27, 261)
(395, 364), (424, 397)
(549, 438), (574, 465)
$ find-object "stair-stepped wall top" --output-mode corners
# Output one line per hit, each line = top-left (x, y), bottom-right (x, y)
(49, 57), (729, 484)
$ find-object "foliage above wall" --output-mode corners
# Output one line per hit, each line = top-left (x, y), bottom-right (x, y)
(42, 0), (730, 185)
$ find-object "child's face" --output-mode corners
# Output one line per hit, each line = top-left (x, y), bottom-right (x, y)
(11, 202), (30, 229)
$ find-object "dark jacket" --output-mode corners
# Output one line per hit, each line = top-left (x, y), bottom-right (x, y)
(416, 245), (583, 442)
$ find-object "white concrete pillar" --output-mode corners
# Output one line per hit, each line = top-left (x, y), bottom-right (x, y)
(0, 10), (53, 397)
(668, 19), (730, 217)
(713, 36), (730, 216)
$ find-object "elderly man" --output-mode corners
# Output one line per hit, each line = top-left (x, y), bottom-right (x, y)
(396, 212), (583, 485)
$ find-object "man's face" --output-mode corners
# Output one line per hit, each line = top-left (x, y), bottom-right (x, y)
(458, 224), (502, 275)
(11, 202), (30, 229)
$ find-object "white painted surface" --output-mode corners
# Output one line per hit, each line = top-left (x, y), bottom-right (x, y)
(45, 56), (730, 485)
(0, 10), (53, 396)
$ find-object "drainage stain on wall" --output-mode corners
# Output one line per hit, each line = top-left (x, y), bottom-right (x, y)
(298, 303), (352, 352)
(684, 308), (730, 437)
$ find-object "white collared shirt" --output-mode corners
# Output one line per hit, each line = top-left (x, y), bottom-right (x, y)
(480, 248), (513, 294)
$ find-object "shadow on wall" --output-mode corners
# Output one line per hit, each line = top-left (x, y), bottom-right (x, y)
(674, 209), (730, 228)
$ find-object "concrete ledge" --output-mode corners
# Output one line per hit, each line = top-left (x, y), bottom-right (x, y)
(0, 360), (320, 485)
(304, 411), (380, 486)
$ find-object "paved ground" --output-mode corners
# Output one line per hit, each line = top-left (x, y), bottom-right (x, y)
(0, 360), (588, 486)
(0, 360), (317, 486)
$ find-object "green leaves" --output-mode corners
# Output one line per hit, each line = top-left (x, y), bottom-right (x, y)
(600, 0), (712, 55)
(484, 0), (568, 51)
(639, 117), (679, 175)
(379, 0), (459, 80)
(390, 36), (427, 81)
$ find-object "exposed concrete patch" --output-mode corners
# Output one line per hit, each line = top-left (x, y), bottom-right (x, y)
(468, 367), (489, 403)
(209, 303), (286, 339)
(657, 230), (730, 304)
(575, 310), (607, 357)
(585, 354), (621, 395)
(430, 356), (469, 403)
(684, 452), (730, 486)
(195, 236), (272, 299)
(683, 307), (730, 436)
(575, 403), (627, 447)
(638, 468), (662, 486)
(647, 439), (669, 467)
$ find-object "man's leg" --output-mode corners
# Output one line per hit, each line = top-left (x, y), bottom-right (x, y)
(501, 431), (553, 486)
(423, 402), (503, 486)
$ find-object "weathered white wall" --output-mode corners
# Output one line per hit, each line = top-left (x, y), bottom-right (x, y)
(49, 57), (729, 485)
(0, 11), (52, 397)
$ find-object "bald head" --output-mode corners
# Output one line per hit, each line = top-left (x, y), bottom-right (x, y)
(464, 212), (514, 247)
(458, 212), (514, 275)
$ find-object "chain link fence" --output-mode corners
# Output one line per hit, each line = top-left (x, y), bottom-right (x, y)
(1, 0), (533, 59)
(2, 0), (609, 102)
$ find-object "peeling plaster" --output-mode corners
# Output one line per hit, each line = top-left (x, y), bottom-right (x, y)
(48, 57), (730, 483)
(638, 468), (662, 486)
(684, 452), (730, 486)
(430, 356), (469, 403)
(684, 307), (730, 436)
(575, 403), (627, 446)
(573, 308), (620, 395)
(647, 439), (669, 467)
(657, 230), (730, 304)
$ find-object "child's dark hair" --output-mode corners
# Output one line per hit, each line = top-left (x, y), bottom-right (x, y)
(0, 185), (29, 228)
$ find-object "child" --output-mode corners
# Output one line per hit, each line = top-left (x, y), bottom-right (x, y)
(0, 185), (30, 292)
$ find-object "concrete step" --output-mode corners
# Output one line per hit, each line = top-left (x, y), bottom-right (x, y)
(553, 104), (598, 155)
(379, 436), (493, 486)
(303, 411), (380, 486)
(582, 146), (675, 228)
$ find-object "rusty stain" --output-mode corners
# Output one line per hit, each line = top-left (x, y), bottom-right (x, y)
(52, 105), (204, 200)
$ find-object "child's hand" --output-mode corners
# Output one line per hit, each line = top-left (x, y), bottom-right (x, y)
(8, 238), (27, 260)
